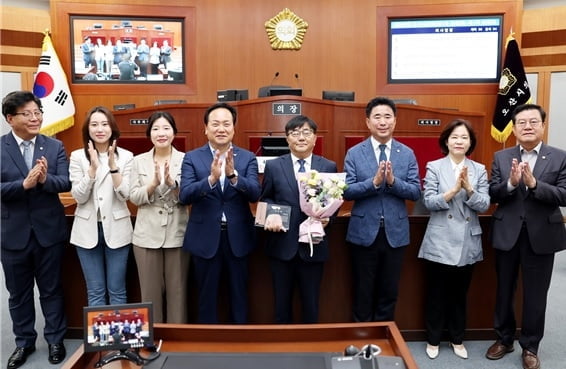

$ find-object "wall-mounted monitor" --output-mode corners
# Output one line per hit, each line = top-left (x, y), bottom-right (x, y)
(70, 15), (185, 84)
(322, 90), (355, 102)
(388, 15), (503, 83)
(268, 88), (302, 97)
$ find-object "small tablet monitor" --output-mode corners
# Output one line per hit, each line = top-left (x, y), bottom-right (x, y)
(261, 136), (290, 156)
(322, 90), (355, 102)
(268, 88), (302, 97)
(83, 302), (154, 353)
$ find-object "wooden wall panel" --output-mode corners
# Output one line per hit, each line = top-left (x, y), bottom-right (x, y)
(4, 0), (565, 168)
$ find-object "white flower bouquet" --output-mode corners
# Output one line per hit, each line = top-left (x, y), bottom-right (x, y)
(297, 170), (347, 256)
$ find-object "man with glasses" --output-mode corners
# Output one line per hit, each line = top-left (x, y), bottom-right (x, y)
(344, 96), (421, 322)
(260, 115), (337, 323)
(1, 91), (71, 368)
(486, 103), (566, 369)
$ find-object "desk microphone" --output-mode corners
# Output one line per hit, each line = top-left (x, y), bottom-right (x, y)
(270, 72), (280, 85)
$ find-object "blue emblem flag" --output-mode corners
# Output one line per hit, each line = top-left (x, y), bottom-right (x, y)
(490, 32), (531, 143)
(33, 31), (75, 137)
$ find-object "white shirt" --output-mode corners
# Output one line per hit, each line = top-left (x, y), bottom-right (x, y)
(291, 153), (312, 177)
(370, 136), (391, 162)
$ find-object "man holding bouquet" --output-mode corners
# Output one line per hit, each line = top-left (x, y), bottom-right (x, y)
(261, 115), (338, 323)
(344, 97), (421, 322)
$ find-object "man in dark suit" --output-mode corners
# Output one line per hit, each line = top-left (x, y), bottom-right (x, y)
(261, 115), (338, 323)
(179, 102), (261, 323)
(344, 96), (421, 322)
(486, 103), (566, 369)
(1, 91), (71, 368)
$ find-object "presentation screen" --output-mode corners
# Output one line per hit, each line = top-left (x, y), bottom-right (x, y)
(388, 15), (503, 83)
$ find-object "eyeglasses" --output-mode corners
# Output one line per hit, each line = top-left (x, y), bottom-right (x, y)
(515, 119), (542, 127)
(288, 129), (314, 138)
(13, 110), (43, 119)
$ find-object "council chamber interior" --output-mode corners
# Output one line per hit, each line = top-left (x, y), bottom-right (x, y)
(2, 0), (566, 368)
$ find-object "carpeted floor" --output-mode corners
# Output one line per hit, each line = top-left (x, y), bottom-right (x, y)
(2, 251), (565, 369)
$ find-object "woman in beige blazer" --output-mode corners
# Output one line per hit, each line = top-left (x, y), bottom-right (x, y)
(129, 111), (189, 323)
(418, 119), (490, 360)
(69, 106), (133, 306)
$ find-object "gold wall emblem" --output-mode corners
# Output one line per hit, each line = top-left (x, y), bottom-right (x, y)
(265, 8), (308, 50)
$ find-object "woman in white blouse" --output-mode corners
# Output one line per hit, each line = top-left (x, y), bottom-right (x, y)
(69, 106), (133, 306)
(129, 111), (189, 323)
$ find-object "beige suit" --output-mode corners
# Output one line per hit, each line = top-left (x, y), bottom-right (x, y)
(69, 147), (134, 249)
(129, 147), (190, 323)
(129, 148), (188, 248)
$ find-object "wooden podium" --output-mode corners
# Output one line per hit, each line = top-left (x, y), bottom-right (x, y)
(62, 322), (417, 369)
(111, 96), (487, 174)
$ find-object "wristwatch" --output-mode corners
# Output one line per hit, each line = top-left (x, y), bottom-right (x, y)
(109, 168), (119, 174)
(227, 170), (238, 179)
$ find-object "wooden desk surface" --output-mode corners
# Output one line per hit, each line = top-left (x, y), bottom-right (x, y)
(62, 322), (417, 369)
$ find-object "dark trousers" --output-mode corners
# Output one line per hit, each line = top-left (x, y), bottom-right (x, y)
(351, 227), (405, 322)
(424, 260), (474, 345)
(494, 226), (555, 354)
(0, 232), (67, 348)
(269, 255), (324, 324)
(192, 229), (248, 324)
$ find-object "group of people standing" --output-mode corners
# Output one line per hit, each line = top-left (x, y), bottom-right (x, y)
(81, 36), (173, 80)
(2, 91), (565, 369)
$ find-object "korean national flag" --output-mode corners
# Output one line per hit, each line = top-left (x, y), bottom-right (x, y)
(33, 32), (75, 136)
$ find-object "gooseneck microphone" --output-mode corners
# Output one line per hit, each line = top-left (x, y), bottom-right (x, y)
(270, 72), (280, 85)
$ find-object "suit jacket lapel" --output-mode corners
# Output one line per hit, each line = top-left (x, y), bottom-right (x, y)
(361, 139), (378, 175)
(441, 157), (466, 217)
(281, 154), (299, 192)
(5, 133), (30, 175)
(532, 143), (550, 178)
(197, 144), (221, 195)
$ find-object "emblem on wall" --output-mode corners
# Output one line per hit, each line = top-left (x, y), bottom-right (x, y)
(264, 8), (308, 50)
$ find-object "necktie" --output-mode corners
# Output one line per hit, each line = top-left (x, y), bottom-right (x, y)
(22, 141), (33, 170)
(298, 159), (306, 173)
(378, 144), (387, 163)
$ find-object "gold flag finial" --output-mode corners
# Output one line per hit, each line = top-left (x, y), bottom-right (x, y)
(505, 28), (515, 45)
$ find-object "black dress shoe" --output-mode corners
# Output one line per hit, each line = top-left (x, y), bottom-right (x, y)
(7, 346), (36, 369)
(48, 343), (66, 364)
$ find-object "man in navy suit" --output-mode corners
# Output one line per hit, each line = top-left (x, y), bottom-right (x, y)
(261, 115), (338, 323)
(179, 102), (261, 323)
(1, 91), (71, 368)
(486, 104), (566, 369)
(344, 96), (421, 322)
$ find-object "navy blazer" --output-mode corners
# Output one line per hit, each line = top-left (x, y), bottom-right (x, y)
(1, 133), (71, 249)
(261, 154), (338, 262)
(489, 143), (566, 254)
(344, 138), (421, 247)
(179, 144), (261, 258)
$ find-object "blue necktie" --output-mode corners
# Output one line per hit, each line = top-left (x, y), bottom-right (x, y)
(379, 144), (387, 163)
(298, 159), (306, 172)
(22, 141), (33, 170)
